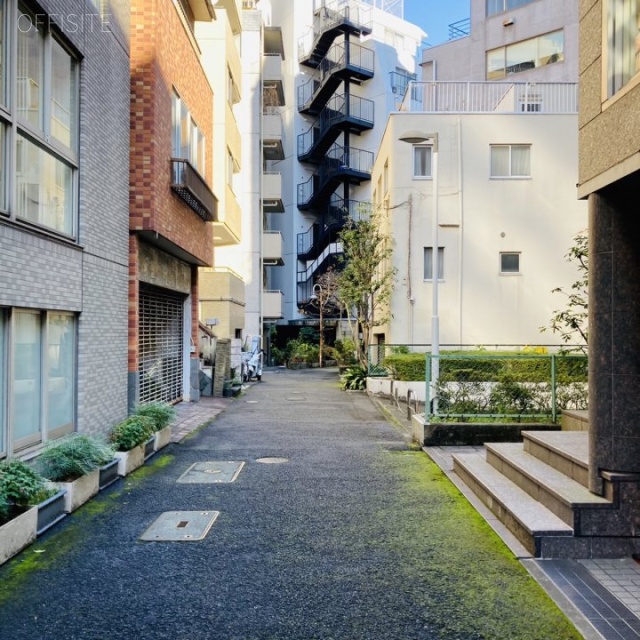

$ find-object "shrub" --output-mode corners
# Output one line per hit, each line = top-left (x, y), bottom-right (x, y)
(109, 415), (155, 452)
(37, 434), (115, 482)
(340, 365), (368, 391)
(383, 353), (426, 381)
(291, 342), (319, 365)
(133, 402), (176, 431)
(0, 459), (54, 521)
(334, 338), (357, 365)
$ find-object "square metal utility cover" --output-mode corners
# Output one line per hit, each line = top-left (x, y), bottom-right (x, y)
(177, 461), (245, 484)
(140, 511), (219, 541)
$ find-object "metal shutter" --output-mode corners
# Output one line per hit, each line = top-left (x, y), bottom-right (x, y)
(139, 284), (185, 404)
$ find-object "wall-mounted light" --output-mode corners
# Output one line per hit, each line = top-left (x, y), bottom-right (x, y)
(503, 17), (515, 26)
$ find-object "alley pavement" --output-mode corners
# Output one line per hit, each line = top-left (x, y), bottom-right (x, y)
(0, 368), (639, 639)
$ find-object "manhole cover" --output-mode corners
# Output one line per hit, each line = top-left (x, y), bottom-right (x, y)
(177, 461), (245, 484)
(140, 511), (219, 541)
(256, 457), (289, 464)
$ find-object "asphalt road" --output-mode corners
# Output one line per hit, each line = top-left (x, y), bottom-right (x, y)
(0, 368), (583, 640)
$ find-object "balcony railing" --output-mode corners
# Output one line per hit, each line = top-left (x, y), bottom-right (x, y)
(399, 81), (578, 114)
(171, 158), (217, 222)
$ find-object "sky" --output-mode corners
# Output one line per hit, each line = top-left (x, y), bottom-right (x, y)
(403, 0), (470, 47)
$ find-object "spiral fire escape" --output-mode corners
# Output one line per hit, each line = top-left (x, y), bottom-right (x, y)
(296, 1), (374, 313)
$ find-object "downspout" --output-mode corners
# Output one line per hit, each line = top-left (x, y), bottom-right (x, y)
(456, 117), (464, 344)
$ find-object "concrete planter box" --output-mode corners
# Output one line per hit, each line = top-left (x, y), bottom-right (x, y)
(36, 488), (67, 535)
(143, 436), (155, 460)
(153, 425), (173, 452)
(99, 459), (120, 490)
(0, 507), (37, 566)
(55, 469), (100, 513)
(114, 443), (145, 477)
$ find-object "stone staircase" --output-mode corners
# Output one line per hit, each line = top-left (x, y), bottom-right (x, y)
(451, 411), (640, 558)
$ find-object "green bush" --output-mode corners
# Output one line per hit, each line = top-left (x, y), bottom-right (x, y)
(109, 415), (155, 452)
(340, 365), (367, 391)
(291, 342), (319, 365)
(133, 402), (176, 431)
(0, 459), (54, 522)
(383, 353), (426, 381)
(37, 434), (115, 482)
(334, 338), (357, 365)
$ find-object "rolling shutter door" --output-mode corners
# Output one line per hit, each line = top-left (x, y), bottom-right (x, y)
(139, 284), (185, 404)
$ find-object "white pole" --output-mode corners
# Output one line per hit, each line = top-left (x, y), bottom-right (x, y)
(431, 135), (440, 415)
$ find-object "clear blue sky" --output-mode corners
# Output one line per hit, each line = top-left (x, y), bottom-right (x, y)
(403, 0), (470, 46)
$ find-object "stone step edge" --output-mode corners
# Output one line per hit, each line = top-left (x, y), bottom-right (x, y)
(452, 452), (574, 538)
(486, 443), (611, 511)
(522, 430), (589, 470)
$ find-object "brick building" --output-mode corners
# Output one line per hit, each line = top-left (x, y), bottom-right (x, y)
(129, 0), (217, 408)
(0, 0), (131, 456)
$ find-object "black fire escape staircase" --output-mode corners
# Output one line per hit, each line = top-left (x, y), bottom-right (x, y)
(296, 3), (375, 312)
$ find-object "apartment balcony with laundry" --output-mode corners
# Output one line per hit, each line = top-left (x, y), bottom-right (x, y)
(263, 171), (284, 213)
(297, 94), (374, 163)
(263, 231), (284, 266)
(297, 145), (374, 210)
(297, 197), (371, 262)
(298, 1), (372, 68)
(171, 158), (218, 222)
(297, 40), (374, 115)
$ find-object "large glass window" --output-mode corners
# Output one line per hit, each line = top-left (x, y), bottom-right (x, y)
(487, 0), (535, 16)
(50, 38), (77, 149)
(47, 313), (74, 436)
(172, 90), (206, 176)
(12, 310), (42, 448)
(491, 144), (531, 178)
(607, 0), (640, 96)
(16, 134), (74, 235)
(17, 6), (44, 130)
(487, 31), (564, 79)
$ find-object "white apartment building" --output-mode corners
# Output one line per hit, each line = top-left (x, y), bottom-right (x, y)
(367, 0), (586, 350)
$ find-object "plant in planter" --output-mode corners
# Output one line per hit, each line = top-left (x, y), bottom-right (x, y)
(37, 434), (113, 513)
(133, 402), (176, 453)
(109, 415), (155, 476)
(0, 459), (57, 564)
(340, 365), (368, 391)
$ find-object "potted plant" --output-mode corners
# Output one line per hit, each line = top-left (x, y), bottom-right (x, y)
(36, 434), (112, 513)
(133, 402), (176, 453)
(109, 415), (155, 476)
(0, 459), (59, 564)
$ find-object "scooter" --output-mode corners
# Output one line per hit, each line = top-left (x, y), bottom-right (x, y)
(241, 335), (264, 382)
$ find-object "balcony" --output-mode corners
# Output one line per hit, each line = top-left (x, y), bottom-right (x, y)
(263, 54), (285, 107)
(399, 81), (578, 114)
(263, 109), (284, 160)
(171, 158), (217, 222)
(263, 290), (284, 320)
(213, 185), (241, 246)
(263, 172), (284, 212)
(263, 231), (284, 266)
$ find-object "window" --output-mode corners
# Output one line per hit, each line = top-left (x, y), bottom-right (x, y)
(5, 309), (76, 452)
(607, 0), (640, 96)
(391, 68), (416, 95)
(500, 252), (520, 273)
(487, 0), (535, 16)
(1, 5), (79, 235)
(413, 145), (432, 178)
(172, 90), (206, 176)
(486, 31), (564, 79)
(424, 247), (444, 280)
(490, 144), (531, 177)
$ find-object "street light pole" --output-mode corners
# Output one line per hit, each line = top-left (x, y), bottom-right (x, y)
(313, 283), (324, 368)
(398, 129), (440, 416)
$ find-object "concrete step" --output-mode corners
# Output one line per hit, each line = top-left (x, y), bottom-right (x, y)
(561, 409), (589, 432)
(452, 451), (573, 557)
(486, 442), (610, 530)
(522, 430), (589, 488)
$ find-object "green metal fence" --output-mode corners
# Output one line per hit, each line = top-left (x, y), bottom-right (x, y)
(424, 353), (588, 423)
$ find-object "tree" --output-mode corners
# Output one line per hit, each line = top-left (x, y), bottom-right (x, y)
(337, 212), (396, 366)
(312, 268), (342, 367)
(540, 230), (588, 354)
